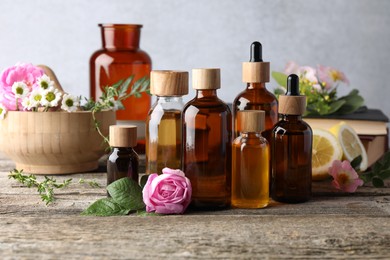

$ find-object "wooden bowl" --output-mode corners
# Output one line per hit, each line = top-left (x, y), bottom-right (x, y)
(0, 110), (116, 174)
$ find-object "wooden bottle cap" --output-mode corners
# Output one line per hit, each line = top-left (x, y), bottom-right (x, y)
(278, 95), (306, 115)
(237, 110), (265, 133)
(109, 125), (137, 147)
(192, 68), (220, 90)
(150, 70), (189, 96)
(242, 62), (270, 83)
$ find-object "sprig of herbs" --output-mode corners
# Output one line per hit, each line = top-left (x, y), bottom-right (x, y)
(360, 151), (390, 187)
(8, 169), (72, 205)
(84, 76), (150, 148)
(78, 178), (101, 188)
(8, 169), (102, 205)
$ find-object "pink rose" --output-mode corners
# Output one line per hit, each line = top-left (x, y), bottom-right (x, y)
(0, 63), (43, 110)
(328, 160), (364, 193)
(142, 168), (192, 214)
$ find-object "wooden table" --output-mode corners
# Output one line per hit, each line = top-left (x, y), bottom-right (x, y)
(1, 153), (389, 259)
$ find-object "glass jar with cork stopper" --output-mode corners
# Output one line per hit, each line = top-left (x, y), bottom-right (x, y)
(271, 74), (313, 203)
(233, 41), (278, 142)
(107, 125), (139, 186)
(232, 110), (269, 209)
(182, 68), (232, 209)
(146, 70), (189, 175)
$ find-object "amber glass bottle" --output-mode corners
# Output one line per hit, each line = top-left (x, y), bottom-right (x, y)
(182, 68), (232, 209)
(146, 70), (189, 174)
(233, 41), (278, 142)
(232, 110), (269, 209)
(107, 125), (139, 186)
(90, 24), (151, 153)
(271, 74), (312, 203)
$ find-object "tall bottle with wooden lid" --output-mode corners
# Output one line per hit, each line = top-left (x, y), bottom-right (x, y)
(271, 74), (312, 203)
(182, 68), (232, 209)
(146, 70), (189, 175)
(107, 125), (139, 186)
(90, 24), (151, 153)
(232, 110), (269, 209)
(233, 41), (278, 142)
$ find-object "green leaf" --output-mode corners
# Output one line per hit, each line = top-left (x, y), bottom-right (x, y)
(140, 175), (149, 189)
(335, 90), (365, 115)
(378, 169), (390, 180)
(118, 76), (134, 96)
(372, 177), (385, 188)
(350, 155), (362, 171)
(380, 151), (390, 169)
(107, 177), (145, 211)
(360, 171), (374, 183)
(81, 198), (130, 216)
(373, 161), (383, 175)
(327, 99), (346, 115)
(271, 71), (288, 87)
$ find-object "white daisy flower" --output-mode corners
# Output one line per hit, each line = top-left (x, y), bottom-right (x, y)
(37, 74), (55, 90)
(21, 97), (33, 110)
(0, 103), (7, 119)
(29, 89), (44, 108)
(11, 82), (30, 98)
(41, 87), (62, 107)
(61, 94), (80, 112)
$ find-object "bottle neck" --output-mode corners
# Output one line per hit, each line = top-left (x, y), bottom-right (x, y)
(281, 114), (303, 121)
(241, 132), (262, 138)
(195, 89), (218, 98)
(247, 82), (266, 89)
(100, 24), (141, 50)
(156, 96), (183, 103)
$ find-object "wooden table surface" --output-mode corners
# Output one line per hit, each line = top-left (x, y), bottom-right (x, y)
(1, 153), (389, 259)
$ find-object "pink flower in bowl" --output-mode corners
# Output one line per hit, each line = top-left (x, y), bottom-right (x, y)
(142, 168), (192, 214)
(328, 160), (363, 193)
(0, 63), (44, 110)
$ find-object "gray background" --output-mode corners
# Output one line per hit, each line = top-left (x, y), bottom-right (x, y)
(0, 0), (389, 118)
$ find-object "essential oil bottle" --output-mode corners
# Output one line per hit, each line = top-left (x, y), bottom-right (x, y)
(182, 68), (232, 209)
(232, 110), (269, 209)
(146, 70), (188, 174)
(107, 125), (139, 186)
(233, 41), (278, 142)
(271, 74), (312, 203)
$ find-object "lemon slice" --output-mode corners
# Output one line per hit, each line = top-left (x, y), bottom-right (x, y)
(312, 128), (343, 180)
(329, 122), (368, 171)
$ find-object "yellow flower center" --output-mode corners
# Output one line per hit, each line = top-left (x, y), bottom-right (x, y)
(337, 172), (350, 185)
(46, 92), (55, 102)
(330, 70), (342, 81)
(65, 99), (74, 107)
(40, 81), (49, 89)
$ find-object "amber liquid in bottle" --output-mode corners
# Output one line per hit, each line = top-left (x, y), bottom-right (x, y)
(146, 105), (182, 174)
(272, 115), (312, 203)
(107, 147), (139, 186)
(232, 132), (269, 208)
(183, 90), (232, 209)
(233, 82), (278, 141)
(90, 24), (151, 153)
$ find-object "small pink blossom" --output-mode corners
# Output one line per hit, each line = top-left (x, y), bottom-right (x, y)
(328, 160), (363, 193)
(317, 65), (349, 90)
(142, 168), (192, 214)
(284, 61), (318, 84)
(0, 63), (44, 110)
(284, 61), (300, 75)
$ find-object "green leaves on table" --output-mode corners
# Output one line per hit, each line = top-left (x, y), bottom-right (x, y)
(8, 169), (72, 205)
(81, 177), (146, 216)
(360, 151), (390, 187)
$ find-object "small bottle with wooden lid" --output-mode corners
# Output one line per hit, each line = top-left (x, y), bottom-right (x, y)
(233, 41), (278, 142)
(146, 70), (189, 174)
(107, 125), (139, 187)
(271, 74), (312, 203)
(182, 68), (232, 209)
(232, 110), (269, 208)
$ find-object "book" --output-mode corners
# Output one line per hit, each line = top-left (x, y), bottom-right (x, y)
(304, 108), (389, 166)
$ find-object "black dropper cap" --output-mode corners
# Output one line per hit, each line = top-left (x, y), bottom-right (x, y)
(249, 41), (263, 62)
(286, 74), (300, 96)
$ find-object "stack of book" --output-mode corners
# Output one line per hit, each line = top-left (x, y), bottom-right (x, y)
(305, 108), (389, 167)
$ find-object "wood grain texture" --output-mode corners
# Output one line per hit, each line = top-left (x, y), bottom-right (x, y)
(0, 110), (115, 174)
(242, 62), (270, 83)
(0, 154), (389, 259)
(192, 68), (220, 90)
(150, 70), (189, 96)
